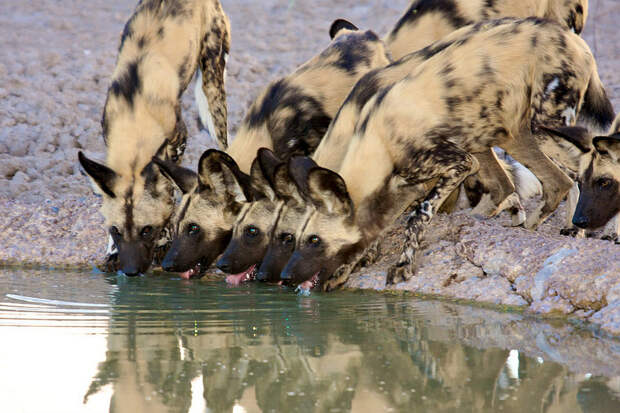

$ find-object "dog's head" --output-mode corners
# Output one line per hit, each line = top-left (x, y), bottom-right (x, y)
(78, 147), (176, 276)
(280, 164), (363, 288)
(215, 149), (284, 284)
(542, 124), (620, 230)
(156, 149), (253, 278)
(257, 157), (316, 283)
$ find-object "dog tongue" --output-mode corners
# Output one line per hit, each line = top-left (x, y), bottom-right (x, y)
(225, 264), (257, 286)
(296, 272), (320, 294)
(180, 266), (197, 280)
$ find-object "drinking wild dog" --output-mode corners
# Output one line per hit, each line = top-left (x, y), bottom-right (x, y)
(280, 18), (614, 289)
(157, 20), (391, 278)
(78, 0), (230, 276)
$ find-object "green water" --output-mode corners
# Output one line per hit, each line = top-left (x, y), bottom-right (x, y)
(1, 269), (619, 412)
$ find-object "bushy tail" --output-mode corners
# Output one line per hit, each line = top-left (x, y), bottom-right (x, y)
(579, 69), (615, 134)
(501, 157), (542, 202)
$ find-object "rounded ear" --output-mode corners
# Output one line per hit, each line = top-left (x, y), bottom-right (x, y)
(78, 151), (117, 198)
(539, 125), (593, 153)
(198, 149), (251, 202)
(273, 163), (304, 205)
(306, 167), (353, 216)
(287, 156), (319, 198)
(152, 157), (197, 194)
(250, 148), (282, 201)
(593, 133), (620, 160)
(329, 19), (359, 39)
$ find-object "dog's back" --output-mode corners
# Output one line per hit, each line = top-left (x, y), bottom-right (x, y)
(385, 0), (588, 60)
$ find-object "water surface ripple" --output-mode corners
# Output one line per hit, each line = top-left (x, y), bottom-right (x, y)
(0, 268), (619, 412)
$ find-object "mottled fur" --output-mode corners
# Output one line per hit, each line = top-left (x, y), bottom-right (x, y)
(284, 18), (611, 288)
(226, 21), (391, 173)
(159, 21), (391, 276)
(542, 117), (620, 242)
(157, 150), (252, 277)
(78, 0), (230, 275)
(216, 149), (284, 278)
(385, 0), (588, 60)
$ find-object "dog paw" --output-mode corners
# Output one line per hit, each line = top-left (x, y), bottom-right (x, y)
(386, 262), (413, 285)
(601, 233), (619, 243)
(560, 227), (580, 237)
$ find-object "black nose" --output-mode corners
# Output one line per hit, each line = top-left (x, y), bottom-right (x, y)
(216, 258), (231, 273)
(161, 257), (174, 272)
(573, 215), (590, 229)
(122, 267), (141, 277)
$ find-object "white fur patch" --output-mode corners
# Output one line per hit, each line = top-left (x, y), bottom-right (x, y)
(509, 158), (542, 200)
(561, 106), (577, 126)
(105, 234), (118, 256)
(194, 70), (219, 145)
(545, 77), (560, 95)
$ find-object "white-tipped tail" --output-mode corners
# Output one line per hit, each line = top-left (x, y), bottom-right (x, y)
(503, 157), (542, 202)
(194, 70), (218, 143)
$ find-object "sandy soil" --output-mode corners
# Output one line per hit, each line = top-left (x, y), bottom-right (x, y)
(0, 1), (619, 332)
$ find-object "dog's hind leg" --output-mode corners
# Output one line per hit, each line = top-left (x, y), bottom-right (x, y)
(504, 129), (573, 230)
(198, 11), (230, 149)
(469, 148), (520, 221)
(387, 144), (479, 285)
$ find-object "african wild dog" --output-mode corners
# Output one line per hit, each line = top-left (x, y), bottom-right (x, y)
(384, 0), (593, 224)
(257, 156), (318, 287)
(157, 20), (392, 279)
(385, 0), (588, 60)
(215, 149), (284, 285)
(153, 150), (253, 279)
(254, 15), (611, 287)
(278, 18), (613, 289)
(77, 0), (230, 276)
(541, 115), (620, 243)
(225, 19), (392, 173)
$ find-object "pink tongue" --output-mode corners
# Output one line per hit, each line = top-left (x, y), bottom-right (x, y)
(225, 264), (256, 286)
(299, 279), (314, 290)
(180, 270), (193, 280)
(298, 272), (320, 291)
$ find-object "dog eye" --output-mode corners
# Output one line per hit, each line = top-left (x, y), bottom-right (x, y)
(308, 235), (321, 246)
(245, 226), (260, 238)
(140, 226), (153, 238)
(281, 233), (294, 245)
(188, 223), (200, 235)
(597, 178), (612, 189)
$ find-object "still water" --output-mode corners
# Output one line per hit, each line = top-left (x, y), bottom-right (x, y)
(1, 269), (620, 413)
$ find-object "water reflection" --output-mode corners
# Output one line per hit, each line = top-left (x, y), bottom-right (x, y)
(1, 269), (620, 412)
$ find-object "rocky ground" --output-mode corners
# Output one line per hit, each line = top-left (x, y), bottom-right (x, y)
(0, 1), (619, 334)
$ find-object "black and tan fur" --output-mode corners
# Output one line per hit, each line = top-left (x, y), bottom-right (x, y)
(257, 157), (318, 284)
(281, 18), (613, 288)
(155, 150), (253, 278)
(215, 149), (284, 283)
(77, 0), (230, 275)
(159, 21), (391, 277)
(385, 0), (588, 60)
(542, 116), (620, 242)
(226, 20), (392, 173)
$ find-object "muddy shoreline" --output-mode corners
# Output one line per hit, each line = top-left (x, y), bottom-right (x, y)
(1, 1), (619, 335)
